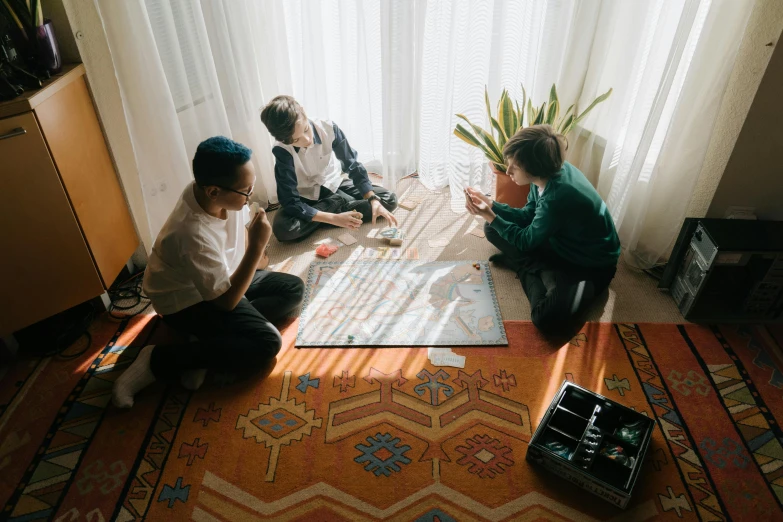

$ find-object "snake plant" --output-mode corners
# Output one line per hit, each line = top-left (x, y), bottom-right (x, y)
(454, 84), (612, 172)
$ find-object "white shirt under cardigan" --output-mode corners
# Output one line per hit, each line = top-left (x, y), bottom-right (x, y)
(143, 182), (250, 316)
(273, 119), (344, 201)
(272, 119), (375, 221)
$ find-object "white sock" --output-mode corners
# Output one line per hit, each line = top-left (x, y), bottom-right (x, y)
(181, 369), (207, 391)
(112, 345), (156, 409)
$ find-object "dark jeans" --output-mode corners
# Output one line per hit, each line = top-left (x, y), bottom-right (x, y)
(485, 222), (616, 336)
(149, 270), (305, 380)
(273, 178), (398, 242)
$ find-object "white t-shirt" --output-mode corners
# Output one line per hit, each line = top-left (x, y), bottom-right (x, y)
(143, 183), (249, 315)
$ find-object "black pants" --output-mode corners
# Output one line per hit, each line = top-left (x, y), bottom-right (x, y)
(485, 222), (616, 336)
(273, 178), (398, 242)
(149, 270), (305, 380)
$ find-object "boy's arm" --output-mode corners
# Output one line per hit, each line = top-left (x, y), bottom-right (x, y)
(211, 211), (271, 311)
(489, 197), (561, 253)
(492, 199), (536, 227)
(331, 122), (374, 197)
(274, 146), (346, 226)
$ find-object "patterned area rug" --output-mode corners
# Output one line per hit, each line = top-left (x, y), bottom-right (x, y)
(1, 316), (782, 521)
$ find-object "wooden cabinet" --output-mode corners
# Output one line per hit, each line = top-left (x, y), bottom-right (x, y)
(0, 64), (139, 336)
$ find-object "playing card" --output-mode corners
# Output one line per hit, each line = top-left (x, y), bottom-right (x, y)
(338, 233), (357, 246)
(430, 353), (466, 368)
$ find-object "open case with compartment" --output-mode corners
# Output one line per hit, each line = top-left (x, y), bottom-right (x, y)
(526, 381), (655, 509)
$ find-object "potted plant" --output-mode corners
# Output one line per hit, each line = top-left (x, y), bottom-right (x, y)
(454, 84), (611, 207)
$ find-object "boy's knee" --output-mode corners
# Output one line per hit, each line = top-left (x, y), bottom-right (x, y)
(272, 213), (301, 242)
(484, 222), (502, 244)
(383, 191), (398, 211)
(290, 277), (306, 305)
(531, 308), (564, 336)
(248, 326), (283, 361)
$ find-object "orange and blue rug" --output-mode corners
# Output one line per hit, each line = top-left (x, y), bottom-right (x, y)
(1, 316), (782, 520)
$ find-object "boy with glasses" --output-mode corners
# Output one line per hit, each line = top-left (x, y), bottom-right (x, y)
(260, 95), (398, 241)
(112, 137), (305, 408)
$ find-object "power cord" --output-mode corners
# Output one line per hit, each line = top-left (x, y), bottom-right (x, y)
(107, 270), (152, 320)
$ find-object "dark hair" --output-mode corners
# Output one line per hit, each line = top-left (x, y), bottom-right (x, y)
(192, 136), (252, 187)
(503, 124), (567, 179)
(260, 95), (306, 144)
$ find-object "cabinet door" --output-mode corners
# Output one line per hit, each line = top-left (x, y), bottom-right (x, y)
(0, 112), (103, 336)
(36, 76), (139, 288)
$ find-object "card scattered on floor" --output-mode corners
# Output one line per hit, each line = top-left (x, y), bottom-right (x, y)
(337, 233), (357, 246)
(399, 198), (421, 210)
(427, 347), (465, 368)
(297, 260), (507, 347)
(428, 237), (450, 248)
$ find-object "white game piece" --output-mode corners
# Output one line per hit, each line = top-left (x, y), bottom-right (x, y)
(338, 233), (358, 246)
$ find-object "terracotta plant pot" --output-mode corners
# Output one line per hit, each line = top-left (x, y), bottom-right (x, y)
(491, 163), (529, 208)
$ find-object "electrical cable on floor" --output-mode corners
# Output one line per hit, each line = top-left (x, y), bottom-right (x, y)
(107, 269), (151, 320)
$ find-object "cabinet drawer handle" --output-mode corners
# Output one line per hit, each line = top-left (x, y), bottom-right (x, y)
(0, 127), (26, 141)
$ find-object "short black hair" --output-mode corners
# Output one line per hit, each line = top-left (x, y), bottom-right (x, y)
(192, 136), (252, 187)
(503, 124), (567, 179)
(260, 95), (306, 144)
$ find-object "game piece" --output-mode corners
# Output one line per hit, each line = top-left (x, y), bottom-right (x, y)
(428, 237), (450, 248)
(315, 243), (339, 258)
(338, 233), (357, 246)
(473, 263), (480, 270)
(600, 443), (635, 468)
(614, 418), (645, 445)
(379, 227), (405, 246)
(542, 438), (573, 460)
(347, 335), (355, 343)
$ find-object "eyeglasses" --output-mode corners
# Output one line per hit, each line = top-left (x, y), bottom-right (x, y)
(218, 185), (254, 198)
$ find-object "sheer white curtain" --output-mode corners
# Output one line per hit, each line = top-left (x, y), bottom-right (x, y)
(95, 0), (752, 266)
(95, 0), (281, 243)
(420, 0), (753, 268)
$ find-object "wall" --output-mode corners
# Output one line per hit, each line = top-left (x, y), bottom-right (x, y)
(706, 36), (783, 220)
(686, 0), (783, 219)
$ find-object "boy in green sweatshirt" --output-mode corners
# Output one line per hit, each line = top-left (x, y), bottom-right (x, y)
(465, 124), (620, 335)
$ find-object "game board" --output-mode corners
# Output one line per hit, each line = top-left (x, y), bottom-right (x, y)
(296, 260), (507, 346)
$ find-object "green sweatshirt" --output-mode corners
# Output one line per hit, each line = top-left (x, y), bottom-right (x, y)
(490, 161), (620, 268)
